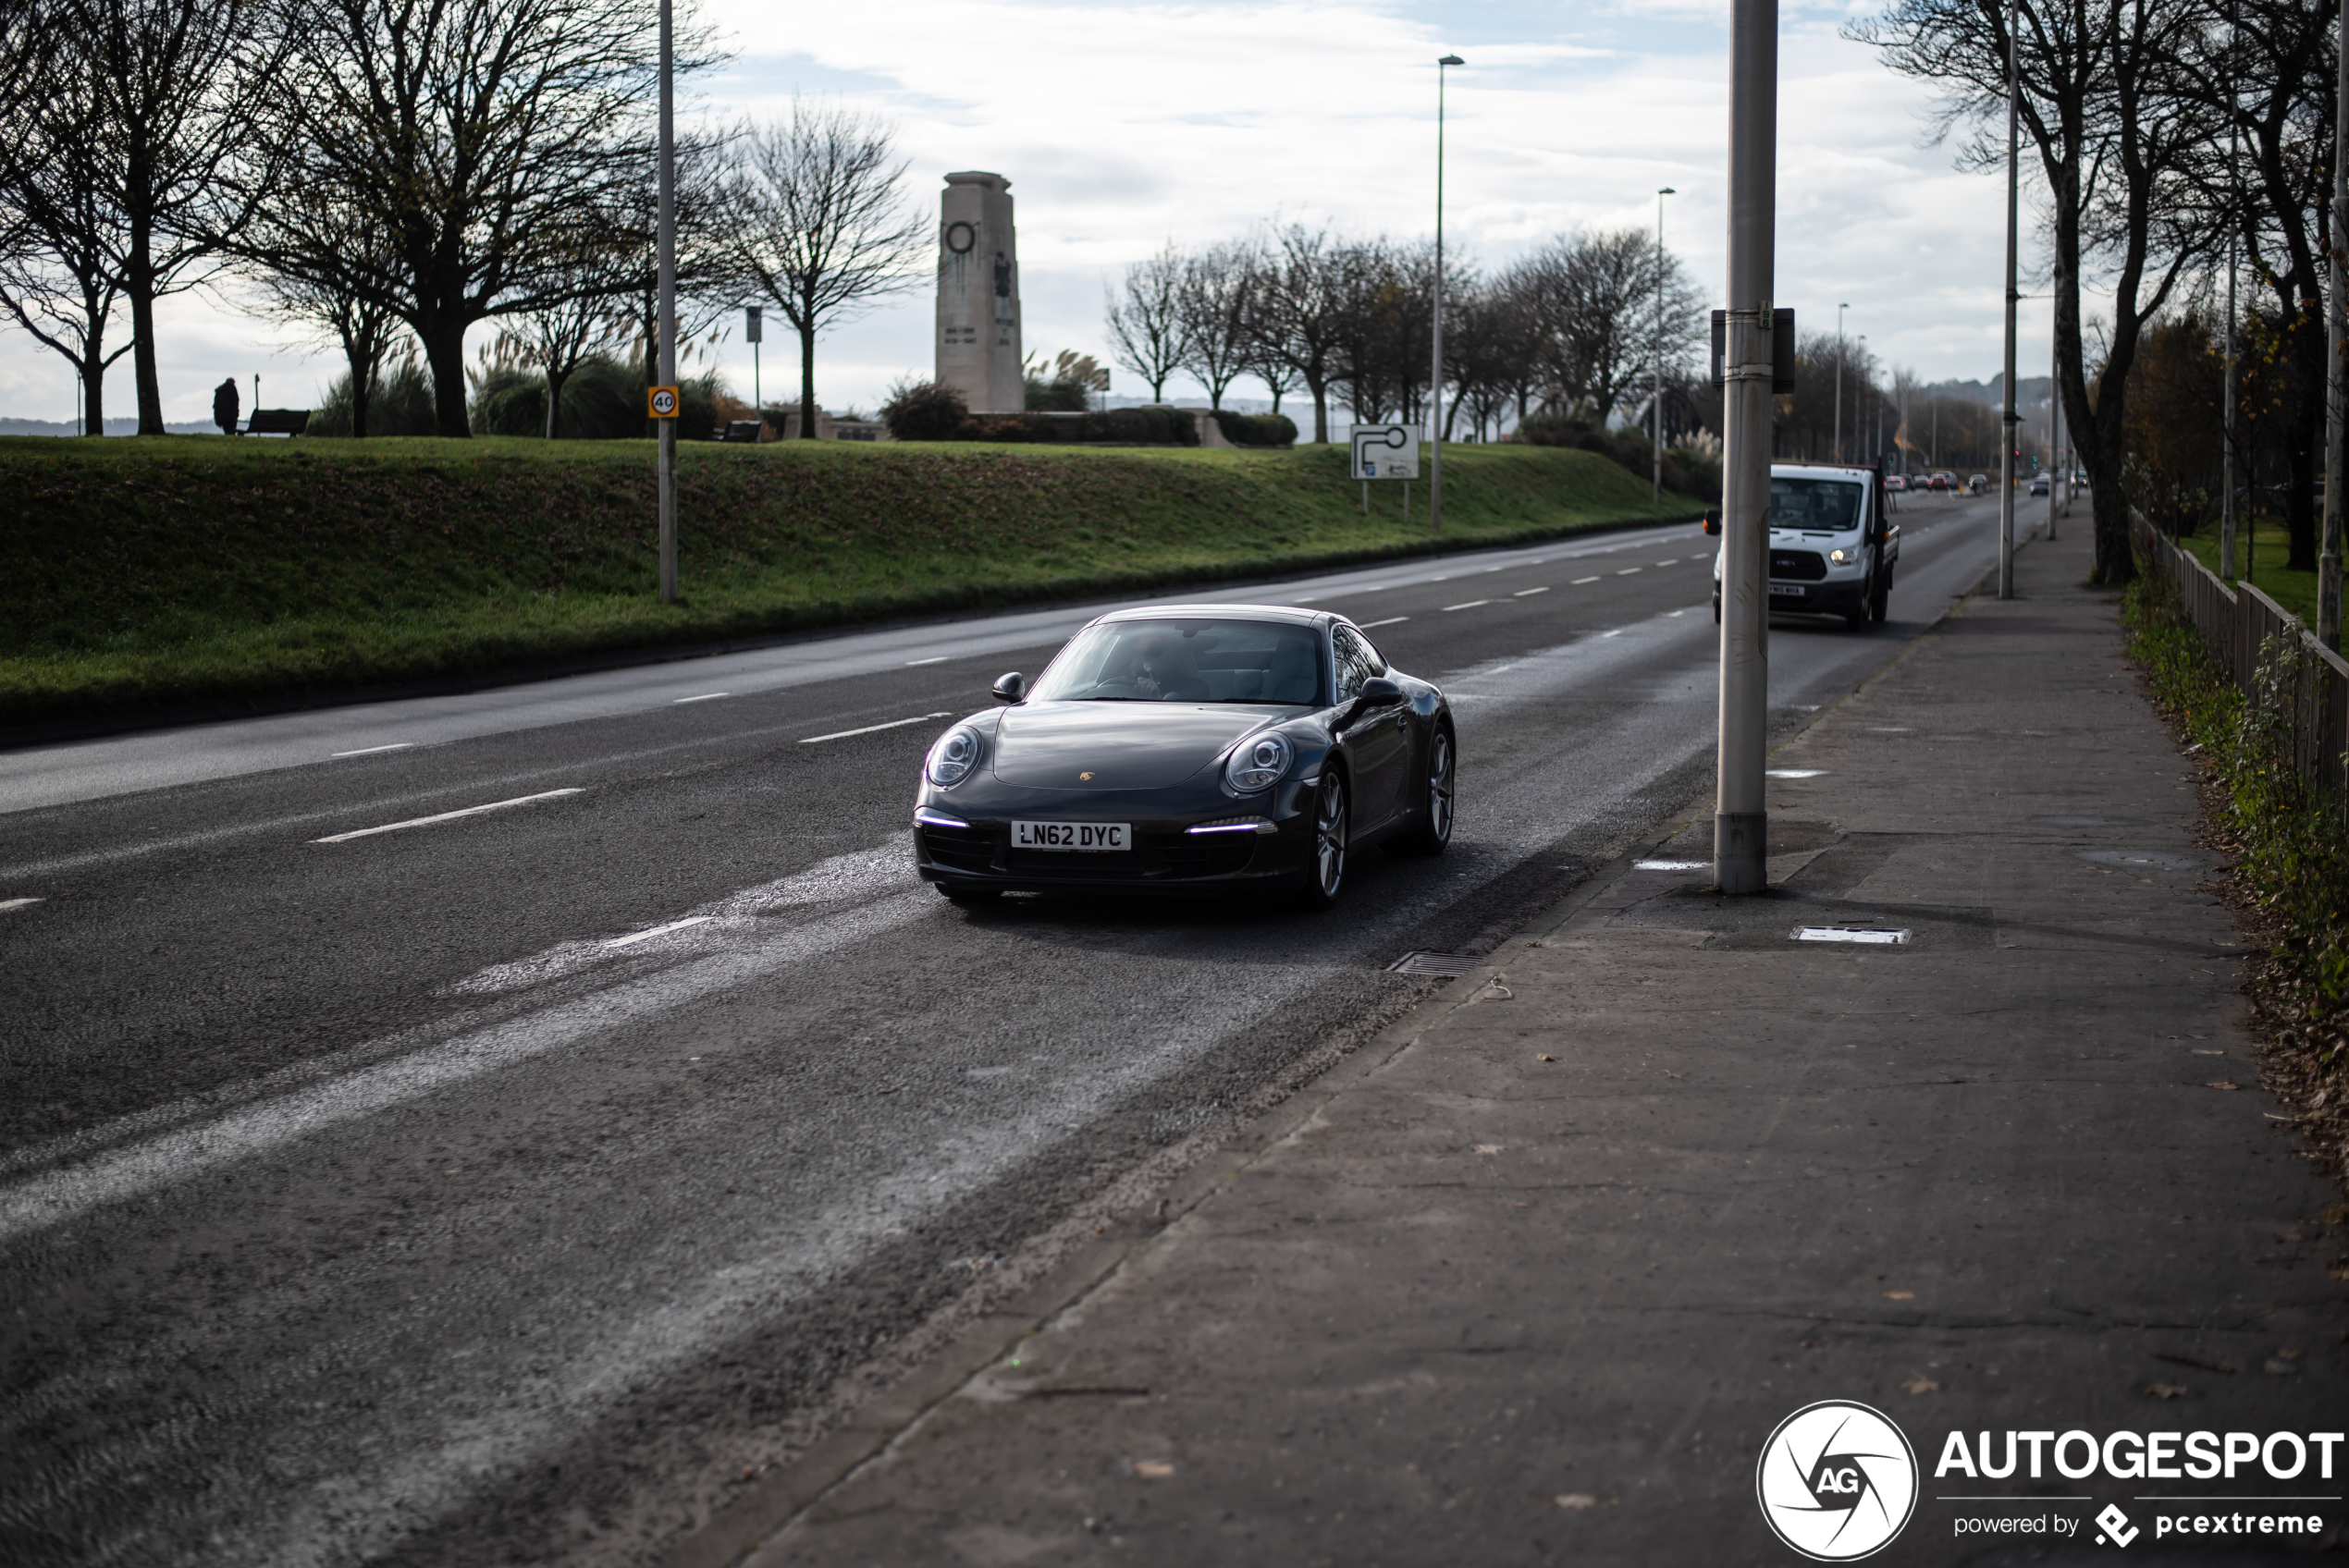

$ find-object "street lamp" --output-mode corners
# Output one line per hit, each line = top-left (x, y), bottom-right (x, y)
(1431, 53), (1463, 535)
(1998, 0), (2021, 599)
(656, 0), (678, 602)
(1654, 186), (1676, 509)
(1834, 301), (1849, 462)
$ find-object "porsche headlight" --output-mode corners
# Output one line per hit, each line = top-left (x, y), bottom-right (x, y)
(1224, 731), (1293, 794)
(926, 726), (983, 788)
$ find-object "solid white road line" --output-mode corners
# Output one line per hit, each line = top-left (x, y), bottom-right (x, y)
(672, 692), (731, 704)
(0, 897), (42, 913)
(1572, 576), (1601, 585)
(1441, 600), (1491, 612)
(311, 789), (586, 844)
(904, 656), (948, 666)
(606, 915), (715, 949)
(1358, 617), (1409, 630)
(330, 743), (414, 758)
(799, 711), (953, 745)
(1513, 587), (1549, 596)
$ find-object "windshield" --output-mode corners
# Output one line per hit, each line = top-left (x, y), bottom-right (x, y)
(1771, 477), (1865, 533)
(1028, 619), (1324, 704)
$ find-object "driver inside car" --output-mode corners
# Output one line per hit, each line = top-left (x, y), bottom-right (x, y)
(1127, 632), (1209, 700)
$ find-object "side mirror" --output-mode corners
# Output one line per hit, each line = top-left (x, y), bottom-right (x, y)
(1356, 677), (1405, 708)
(1701, 508), (1722, 536)
(991, 671), (1026, 704)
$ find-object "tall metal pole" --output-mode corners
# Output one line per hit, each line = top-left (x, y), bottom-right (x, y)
(2221, 101), (2238, 578)
(2048, 322), (2060, 538)
(1654, 186), (1676, 508)
(656, 0), (679, 604)
(1431, 55), (1462, 535)
(1834, 302), (1847, 461)
(1998, 0), (2021, 599)
(1716, 0), (1776, 896)
(2320, 8), (2346, 646)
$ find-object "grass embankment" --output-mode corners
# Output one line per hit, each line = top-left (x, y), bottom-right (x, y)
(2125, 571), (2349, 1203)
(0, 436), (1698, 726)
(2173, 517), (2317, 625)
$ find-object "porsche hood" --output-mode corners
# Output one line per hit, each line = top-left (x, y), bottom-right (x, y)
(990, 703), (1277, 790)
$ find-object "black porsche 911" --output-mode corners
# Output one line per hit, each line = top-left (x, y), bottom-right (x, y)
(911, 605), (1456, 907)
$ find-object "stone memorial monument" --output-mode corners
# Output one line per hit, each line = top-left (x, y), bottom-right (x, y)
(935, 171), (1022, 414)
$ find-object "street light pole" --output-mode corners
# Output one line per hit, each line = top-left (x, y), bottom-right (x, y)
(656, 0), (678, 604)
(1998, 0), (2021, 600)
(1431, 53), (1463, 536)
(1834, 302), (1848, 462)
(1654, 186), (1676, 509)
(1716, 0), (1776, 897)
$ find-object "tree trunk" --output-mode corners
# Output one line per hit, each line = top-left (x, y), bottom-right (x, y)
(424, 321), (471, 436)
(546, 367), (571, 439)
(799, 321), (818, 438)
(128, 222), (163, 435)
(350, 349), (371, 439)
(1309, 378), (1328, 444)
(82, 354), (105, 436)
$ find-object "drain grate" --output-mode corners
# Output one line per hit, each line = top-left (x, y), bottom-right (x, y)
(1387, 949), (1482, 976)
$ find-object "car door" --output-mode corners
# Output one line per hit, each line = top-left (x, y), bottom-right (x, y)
(1332, 624), (1408, 829)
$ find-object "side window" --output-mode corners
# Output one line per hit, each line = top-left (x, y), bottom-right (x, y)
(1332, 626), (1376, 702)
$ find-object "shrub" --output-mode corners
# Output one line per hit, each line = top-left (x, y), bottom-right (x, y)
(882, 380), (970, 442)
(1212, 409), (1297, 447)
(309, 353), (440, 437)
(954, 416), (1033, 443)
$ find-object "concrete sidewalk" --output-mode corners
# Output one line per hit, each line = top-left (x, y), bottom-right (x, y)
(712, 524), (2347, 1566)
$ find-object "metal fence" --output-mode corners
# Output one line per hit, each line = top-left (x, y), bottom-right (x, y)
(2133, 513), (2349, 814)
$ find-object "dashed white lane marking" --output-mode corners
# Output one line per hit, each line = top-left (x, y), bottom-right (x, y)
(1767, 768), (1828, 778)
(1359, 617), (1409, 630)
(1290, 596), (1321, 604)
(904, 656), (949, 666)
(1514, 586), (1549, 596)
(1655, 558), (1679, 566)
(1616, 567), (1642, 575)
(1668, 609), (1688, 617)
(0, 897), (42, 913)
(1442, 600), (1492, 612)
(331, 743), (413, 758)
(799, 711), (953, 744)
(312, 789), (586, 844)
(1602, 630), (1624, 638)
(607, 915), (715, 949)
(1572, 576), (1601, 585)
(672, 692), (730, 704)
(1634, 860), (1707, 871)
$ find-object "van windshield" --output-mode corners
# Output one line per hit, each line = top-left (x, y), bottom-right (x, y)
(1771, 478), (1865, 533)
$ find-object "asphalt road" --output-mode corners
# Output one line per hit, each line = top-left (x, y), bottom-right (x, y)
(0, 490), (2013, 1567)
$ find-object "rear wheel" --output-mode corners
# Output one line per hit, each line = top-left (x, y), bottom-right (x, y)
(1392, 724), (1454, 856)
(1297, 773), (1349, 910)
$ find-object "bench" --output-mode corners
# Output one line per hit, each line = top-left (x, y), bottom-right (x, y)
(719, 420), (764, 444)
(245, 409), (311, 436)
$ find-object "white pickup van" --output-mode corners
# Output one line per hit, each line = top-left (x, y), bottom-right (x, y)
(1710, 462), (1902, 631)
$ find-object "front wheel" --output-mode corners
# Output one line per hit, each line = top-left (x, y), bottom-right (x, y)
(1391, 723), (1455, 855)
(1297, 773), (1349, 910)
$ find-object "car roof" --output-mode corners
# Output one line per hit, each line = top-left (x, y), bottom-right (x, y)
(1090, 603), (1328, 629)
(1770, 462), (1874, 482)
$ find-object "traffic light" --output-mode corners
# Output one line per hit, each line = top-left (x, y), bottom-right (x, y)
(2031, 455), (2040, 473)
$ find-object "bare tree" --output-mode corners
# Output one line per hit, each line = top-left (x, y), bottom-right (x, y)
(5, 0), (285, 434)
(269, 0), (717, 436)
(1851, 0), (2221, 583)
(1515, 228), (1705, 424)
(728, 100), (927, 436)
(238, 169), (406, 436)
(1174, 240), (1258, 410)
(1248, 224), (1350, 441)
(1104, 242), (1193, 403)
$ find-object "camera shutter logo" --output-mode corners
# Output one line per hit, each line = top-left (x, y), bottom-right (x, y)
(1755, 1400), (1918, 1560)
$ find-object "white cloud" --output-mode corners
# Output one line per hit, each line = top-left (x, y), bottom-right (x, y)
(2, 0), (2072, 425)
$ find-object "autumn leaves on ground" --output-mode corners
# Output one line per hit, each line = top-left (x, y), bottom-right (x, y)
(0, 436), (1699, 726)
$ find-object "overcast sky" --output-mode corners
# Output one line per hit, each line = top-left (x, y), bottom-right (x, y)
(2, 0), (2069, 428)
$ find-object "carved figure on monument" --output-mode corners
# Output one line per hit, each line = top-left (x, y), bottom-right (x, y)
(935, 172), (1022, 413)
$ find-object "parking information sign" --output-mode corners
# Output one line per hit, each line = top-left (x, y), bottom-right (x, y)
(1350, 424), (1420, 480)
(646, 386), (680, 419)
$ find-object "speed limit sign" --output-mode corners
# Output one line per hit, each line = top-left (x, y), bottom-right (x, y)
(646, 386), (680, 419)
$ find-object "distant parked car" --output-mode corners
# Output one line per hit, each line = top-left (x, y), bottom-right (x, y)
(1885, 475), (1908, 492)
(2029, 476), (2049, 496)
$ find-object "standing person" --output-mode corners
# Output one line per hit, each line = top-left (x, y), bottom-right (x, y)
(214, 377), (241, 435)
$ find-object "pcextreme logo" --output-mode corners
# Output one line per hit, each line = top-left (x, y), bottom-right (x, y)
(1756, 1401), (1921, 1561)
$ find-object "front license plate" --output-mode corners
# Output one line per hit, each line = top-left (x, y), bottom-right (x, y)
(1768, 582), (1807, 596)
(1014, 820), (1130, 851)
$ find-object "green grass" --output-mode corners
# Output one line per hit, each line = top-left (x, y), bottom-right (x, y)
(2172, 517), (2317, 626)
(0, 435), (1700, 725)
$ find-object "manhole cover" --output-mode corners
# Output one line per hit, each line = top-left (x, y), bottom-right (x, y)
(2076, 849), (2203, 871)
(1791, 926), (1912, 946)
(1387, 950), (1482, 976)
